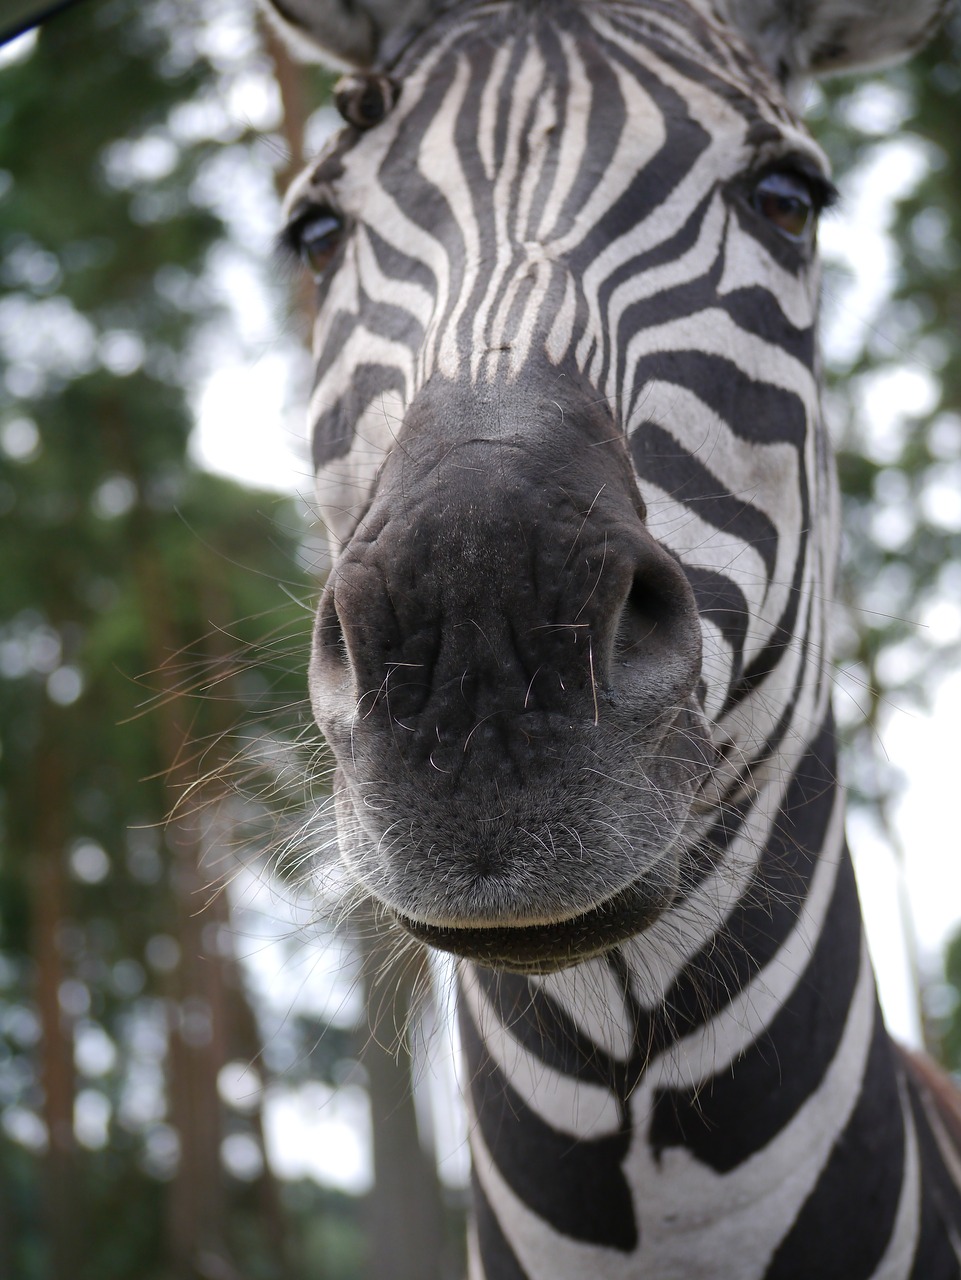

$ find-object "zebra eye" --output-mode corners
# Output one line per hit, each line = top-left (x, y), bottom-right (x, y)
(753, 171), (817, 242)
(297, 211), (344, 279)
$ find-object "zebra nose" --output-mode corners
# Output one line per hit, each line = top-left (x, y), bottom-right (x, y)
(608, 540), (704, 712)
(311, 509), (702, 741)
(308, 383), (705, 739)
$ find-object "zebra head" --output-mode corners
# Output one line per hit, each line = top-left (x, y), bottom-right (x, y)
(268, 0), (946, 972)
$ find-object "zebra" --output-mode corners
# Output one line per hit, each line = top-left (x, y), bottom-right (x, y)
(264, 0), (961, 1275)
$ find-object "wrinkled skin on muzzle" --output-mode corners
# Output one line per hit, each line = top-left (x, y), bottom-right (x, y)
(310, 374), (712, 971)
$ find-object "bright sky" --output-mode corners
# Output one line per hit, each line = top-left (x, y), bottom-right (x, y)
(851, 671), (961, 1041)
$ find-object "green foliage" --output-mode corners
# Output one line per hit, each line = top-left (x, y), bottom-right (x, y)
(938, 933), (961, 1073)
(808, 19), (961, 812)
(806, 17), (961, 1051)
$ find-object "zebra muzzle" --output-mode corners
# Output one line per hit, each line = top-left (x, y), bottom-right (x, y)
(309, 377), (712, 965)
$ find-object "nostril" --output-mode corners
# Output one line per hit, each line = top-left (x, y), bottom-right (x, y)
(610, 555), (703, 715)
(615, 573), (677, 662)
(315, 587), (351, 672)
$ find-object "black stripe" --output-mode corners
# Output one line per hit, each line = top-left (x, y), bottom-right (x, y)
(613, 259), (729, 362)
(762, 1003), (906, 1280)
(648, 846), (863, 1170)
(639, 716), (838, 1059)
(725, 525), (807, 712)
(569, 51), (713, 395)
(736, 582), (817, 772)
(604, 8), (786, 127)
(589, 186), (719, 316)
(910, 1171), (961, 1280)
(625, 350), (808, 450)
(630, 419), (780, 578)
(357, 284), (426, 347)
(460, 996), (638, 1251)
(709, 582), (818, 845)
(470, 967), (629, 1095)
(464, 33), (542, 341)
(542, 9), (632, 244)
(365, 224), (437, 298)
(313, 364), (406, 468)
(683, 564), (750, 687)
(721, 281), (817, 366)
(905, 1074), (961, 1278)
(521, 20), (571, 241)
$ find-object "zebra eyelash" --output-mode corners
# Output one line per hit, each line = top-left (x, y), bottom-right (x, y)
(276, 202), (348, 281)
(769, 157), (839, 212)
(748, 154), (840, 216)
(732, 155), (839, 253)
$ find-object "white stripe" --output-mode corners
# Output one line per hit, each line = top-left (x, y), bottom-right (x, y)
(534, 33), (592, 242)
(309, 328), (415, 429)
(621, 309), (820, 406)
(870, 1076), (921, 1280)
(718, 215), (824, 331)
(471, 45), (548, 379)
(651, 782), (845, 1084)
(478, 42), (513, 183)
(627, 939), (879, 1278)
(602, 189), (729, 335)
(415, 55), (482, 381)
(621, 733), (840, 1012)
(460, 968), (624, 1140)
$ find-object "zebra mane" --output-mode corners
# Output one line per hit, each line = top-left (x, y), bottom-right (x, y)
(263, 0), (948, 75)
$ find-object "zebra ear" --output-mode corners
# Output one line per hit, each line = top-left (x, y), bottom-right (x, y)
(260, 0), (442, 68)
(714, 0), (948, 81)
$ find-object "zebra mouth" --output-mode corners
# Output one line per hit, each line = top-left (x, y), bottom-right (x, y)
(392, 882), (665, 973)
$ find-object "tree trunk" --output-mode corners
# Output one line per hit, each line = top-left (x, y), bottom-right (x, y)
(165, 815), (234, 1279)
(32, 743), (78, 1280)
(359, 913), (448, 1280)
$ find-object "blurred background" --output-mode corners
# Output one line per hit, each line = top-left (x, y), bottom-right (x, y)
(0, 2), (959, 1277)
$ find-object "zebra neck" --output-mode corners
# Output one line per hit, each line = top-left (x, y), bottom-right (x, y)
(458, 716), (913, 1276)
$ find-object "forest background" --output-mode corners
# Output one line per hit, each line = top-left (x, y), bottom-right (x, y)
(1, 2), (960, 1277)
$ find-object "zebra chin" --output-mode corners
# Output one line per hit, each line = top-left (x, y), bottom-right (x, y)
(326, 711), (712, 974)
(390, 881), (674, 974)
(343, 827), (704, 972)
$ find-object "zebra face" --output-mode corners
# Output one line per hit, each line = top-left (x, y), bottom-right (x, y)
(283, 0), (838, 971)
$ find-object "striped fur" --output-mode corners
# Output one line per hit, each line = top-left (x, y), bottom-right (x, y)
(270, 1), (961, 1276)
